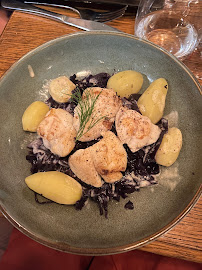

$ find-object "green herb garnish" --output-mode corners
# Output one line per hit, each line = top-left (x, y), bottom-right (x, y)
(71, 87), (106, 141)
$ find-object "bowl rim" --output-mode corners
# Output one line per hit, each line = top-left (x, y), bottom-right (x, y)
(0, 31), (201, 255)
(1, 188), (201, 255)
(0, 31), (201, 93)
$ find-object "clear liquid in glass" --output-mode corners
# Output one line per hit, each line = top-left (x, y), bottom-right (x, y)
(135, 11), (198, 59)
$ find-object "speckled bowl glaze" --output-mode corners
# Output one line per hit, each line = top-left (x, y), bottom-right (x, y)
(0, 32), (201, 255)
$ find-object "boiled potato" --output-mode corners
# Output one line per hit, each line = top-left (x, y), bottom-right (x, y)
(107, 70), (143, 98)
(25, 171), (82, 205)
(155, 127), (182, 167)
(49, 76), (76, 103)
(22, 101), (49, 132)
(137, 78), (168, 124)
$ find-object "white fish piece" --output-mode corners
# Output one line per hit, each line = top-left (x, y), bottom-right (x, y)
(73, 87), (122, 142)
(91, 131), (127, 183)
(68, 148), (102, 188)
(68, 131), (127, 187)
(100, 171), (123, 183)
(37, 108), (77, 157)
(116, 106), (161, 153)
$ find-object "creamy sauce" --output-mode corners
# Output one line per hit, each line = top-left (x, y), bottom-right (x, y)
(21, 133), (37, 150)
(164, 110), (179, 128)
(39, 80), (51, 101)
(157, 162), (182, 191)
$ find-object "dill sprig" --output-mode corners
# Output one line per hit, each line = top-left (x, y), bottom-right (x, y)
(70, 87), (106, 141)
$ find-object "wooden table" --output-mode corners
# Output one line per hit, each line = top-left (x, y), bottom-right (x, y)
(0, 6), (201, 263)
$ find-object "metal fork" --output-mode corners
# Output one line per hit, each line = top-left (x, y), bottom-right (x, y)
(24, 1), (128, 22)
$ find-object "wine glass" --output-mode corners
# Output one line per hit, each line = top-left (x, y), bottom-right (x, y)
(134, 0), (201, 59)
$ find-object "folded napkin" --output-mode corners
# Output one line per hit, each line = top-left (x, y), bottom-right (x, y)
(0, 228), (200, 270)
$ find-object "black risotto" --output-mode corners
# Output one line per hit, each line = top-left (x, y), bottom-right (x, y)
(26, 73), (168, 218)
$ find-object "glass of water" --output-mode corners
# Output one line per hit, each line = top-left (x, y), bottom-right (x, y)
(134, 0), (201, 59)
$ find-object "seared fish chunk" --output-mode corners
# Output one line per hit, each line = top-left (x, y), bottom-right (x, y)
(116, 106), (161, 153)
(68, 131), (127, 187)
(91, 131), (127, 183)
(68, 148), (102, 188)
(73, 87), (122, 142)
(37, 108), (77, 157)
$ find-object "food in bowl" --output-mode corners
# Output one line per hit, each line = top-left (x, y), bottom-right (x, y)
(22, 70), (182, 218)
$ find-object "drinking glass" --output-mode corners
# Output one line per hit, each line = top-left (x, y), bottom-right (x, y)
(134, 0), (201, 59)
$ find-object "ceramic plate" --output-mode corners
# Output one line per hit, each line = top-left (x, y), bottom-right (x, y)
(0, 32), (201, 255)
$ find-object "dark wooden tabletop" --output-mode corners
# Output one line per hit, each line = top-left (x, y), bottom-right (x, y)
(0, 5), (201, 263)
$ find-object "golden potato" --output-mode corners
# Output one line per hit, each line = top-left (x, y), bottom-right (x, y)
(22, 101), (49, 132)
(107, 70), (143, 98)
(49, 76), (76, 103)
(155, 127), (182, 167)
(25, 171), (82, 205)
(137, 78), (168, 124)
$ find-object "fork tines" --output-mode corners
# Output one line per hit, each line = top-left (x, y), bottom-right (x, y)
(91, 5), (128, 22)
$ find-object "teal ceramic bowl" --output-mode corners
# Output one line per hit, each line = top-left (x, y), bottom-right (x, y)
(0, 32), (201, 255)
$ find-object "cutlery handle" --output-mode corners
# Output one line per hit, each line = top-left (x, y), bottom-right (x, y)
(1, 0), (121, 32)
(1, 0), (64, 23)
